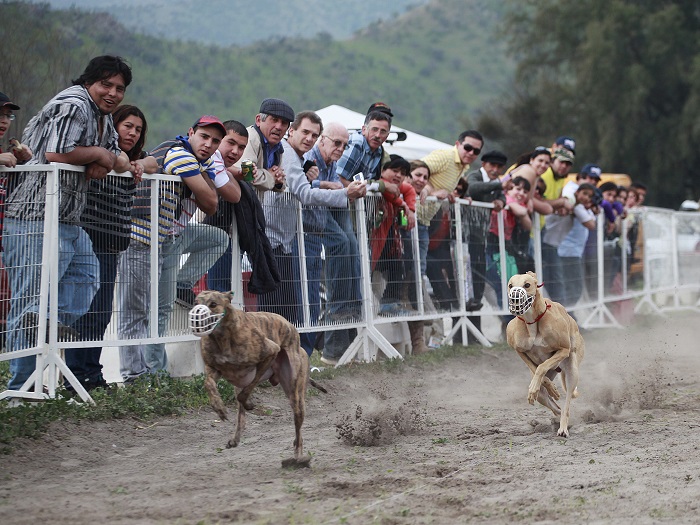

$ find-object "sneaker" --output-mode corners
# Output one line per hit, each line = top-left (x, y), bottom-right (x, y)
(175, 288), (197, 308)
(320, 356), (339, 366)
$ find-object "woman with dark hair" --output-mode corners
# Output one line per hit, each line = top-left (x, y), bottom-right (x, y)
(65, 105), (156, 392)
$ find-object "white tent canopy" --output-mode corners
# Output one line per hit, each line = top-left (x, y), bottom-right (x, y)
(315, 105), (453, 161)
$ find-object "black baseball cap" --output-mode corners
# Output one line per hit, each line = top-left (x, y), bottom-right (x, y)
(0, 92), (20, 110)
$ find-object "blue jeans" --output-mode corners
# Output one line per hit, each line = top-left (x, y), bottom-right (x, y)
(323, 208), (362, 359)
(542, 242), (564, 304)
(176, 223), (228, 291)
(140, 223), (228, 372)
(117, 239), (168, 381)
(302, 232), (323, 355)
(5, 219), (99, 390)
(417, 223), (429, 276)
(560, 256), (584, 307)
(208, 239), (232, 292)
(67, 248), (119, 383)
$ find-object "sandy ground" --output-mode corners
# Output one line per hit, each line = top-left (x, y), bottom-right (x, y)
(2, 310), (700, 524)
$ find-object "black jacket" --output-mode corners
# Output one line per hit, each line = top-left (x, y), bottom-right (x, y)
(205, 182), (281, 294)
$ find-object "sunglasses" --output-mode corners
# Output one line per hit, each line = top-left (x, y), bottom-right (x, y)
(323, 135), (349, 150)
(462, 143), (481, 155)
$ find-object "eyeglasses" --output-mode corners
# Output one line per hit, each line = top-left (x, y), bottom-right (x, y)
(323, 136), (349, 150)
(462, 143), (481, 155)
(368, 126), (389, 137)
(0, 112), (15, 121)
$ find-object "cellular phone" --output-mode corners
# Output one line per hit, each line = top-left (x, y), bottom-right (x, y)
(303, 160), (316, 173)
(353, 172), (365, 182)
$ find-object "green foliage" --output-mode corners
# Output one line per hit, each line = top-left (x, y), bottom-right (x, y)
(489, 0), (700, 207)
(32, 0), (433, 46)
(0, 0), (514, 148)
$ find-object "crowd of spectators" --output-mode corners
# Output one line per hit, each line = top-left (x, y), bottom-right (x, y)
(0, 55), (653, 391)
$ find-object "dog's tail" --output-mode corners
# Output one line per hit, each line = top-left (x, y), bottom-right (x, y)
(309, 378), (328, 394)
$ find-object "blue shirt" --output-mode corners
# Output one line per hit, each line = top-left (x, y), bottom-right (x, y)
(335, 130), (383, 182)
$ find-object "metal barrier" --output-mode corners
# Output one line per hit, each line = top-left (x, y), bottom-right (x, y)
(1, 162), (698, 403)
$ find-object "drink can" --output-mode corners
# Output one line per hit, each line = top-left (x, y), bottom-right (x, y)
(241, 159), (254, 182)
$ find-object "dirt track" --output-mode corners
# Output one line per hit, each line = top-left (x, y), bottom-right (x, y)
(3, 311), (700, 524)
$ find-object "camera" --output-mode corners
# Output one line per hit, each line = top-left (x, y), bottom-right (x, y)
(591, 188), (603, 207)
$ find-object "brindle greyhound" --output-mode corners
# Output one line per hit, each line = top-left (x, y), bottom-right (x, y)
(193, 290), (317, 466)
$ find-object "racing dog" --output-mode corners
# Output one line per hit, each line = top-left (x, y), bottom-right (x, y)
(505, 271), (585, 437)
(190, 290), (309, 466)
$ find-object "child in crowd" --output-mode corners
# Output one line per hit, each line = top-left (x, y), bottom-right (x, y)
(485, 176), (532, 310)
(551, 183), (597, 306)
(368, 155), (416, 315)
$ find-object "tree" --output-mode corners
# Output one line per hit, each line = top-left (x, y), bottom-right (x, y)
(489, 0), (700, 207)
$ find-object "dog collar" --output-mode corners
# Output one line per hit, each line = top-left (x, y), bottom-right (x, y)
(518, 302), (551, 325)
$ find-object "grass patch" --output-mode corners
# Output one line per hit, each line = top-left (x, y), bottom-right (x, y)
(0, 364), (236, 454)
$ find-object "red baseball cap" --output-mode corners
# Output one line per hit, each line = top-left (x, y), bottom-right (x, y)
(192, 115), (226, 136)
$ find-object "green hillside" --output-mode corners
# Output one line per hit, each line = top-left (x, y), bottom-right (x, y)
(27, 0), (433, 46)
(1, 0), (514, 149)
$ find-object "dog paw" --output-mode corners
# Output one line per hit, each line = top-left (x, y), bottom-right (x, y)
(557, 427), (570, 438)
(527, 390), (537, 405)
(226, 439), (239, 449)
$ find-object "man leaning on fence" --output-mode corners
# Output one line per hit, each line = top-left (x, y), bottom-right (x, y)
(117, 115), (222, 383)
(4, 55), (131, 390)
(324, 108), (395, 364)
(261, 111), (366, 357)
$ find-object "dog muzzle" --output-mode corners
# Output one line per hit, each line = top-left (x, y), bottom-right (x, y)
(508, 286), (535, 316)
(189, 305), (224, 337)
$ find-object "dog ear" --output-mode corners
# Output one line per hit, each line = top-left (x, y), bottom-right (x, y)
(527, 271), (537, 280)
(225, 291), (234, 304)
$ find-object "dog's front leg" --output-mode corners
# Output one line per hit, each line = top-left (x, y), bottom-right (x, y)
(517, 351), (560, 401)
(203, 366), (228, 421)
(528, 347), (570, 405)
(236, 339), (280, 411)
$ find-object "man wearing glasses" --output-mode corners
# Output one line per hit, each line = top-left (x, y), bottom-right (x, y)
(0, 93), (32, 168)
(303, 122), (366, 361)
(323, 108), (394, 364)
(261, 113), (365, 358)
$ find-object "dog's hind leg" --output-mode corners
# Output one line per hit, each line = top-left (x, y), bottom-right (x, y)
(236, 339), (280, 411)
(203, 366), (228, 421)
(557, 364), (580, 438)
(537, 387), (561, 417)
(227, 398), (247, 449)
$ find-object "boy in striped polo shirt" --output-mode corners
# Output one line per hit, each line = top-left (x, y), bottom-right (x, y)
(117, 116), (223, 382)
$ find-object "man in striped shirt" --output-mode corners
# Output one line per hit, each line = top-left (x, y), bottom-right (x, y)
(4, 55), (132, 390)
(117, 116), (223, 382)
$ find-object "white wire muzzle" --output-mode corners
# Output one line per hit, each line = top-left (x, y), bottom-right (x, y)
(189, 304), (225, 337)
(508, 286), (535, 316)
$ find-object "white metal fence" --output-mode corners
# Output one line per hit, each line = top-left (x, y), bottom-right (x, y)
(1, 164), (698, 402)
